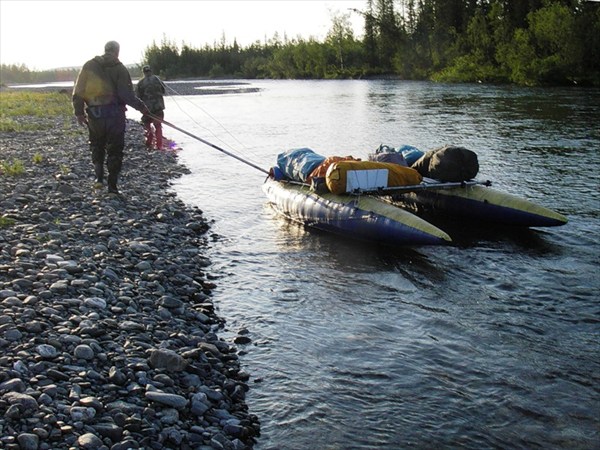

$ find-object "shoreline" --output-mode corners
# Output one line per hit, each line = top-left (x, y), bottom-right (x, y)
(1, 80), (261, 97)
(0, 115), (259, 448)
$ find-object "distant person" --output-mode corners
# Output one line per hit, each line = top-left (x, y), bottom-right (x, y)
(136, 65), (166, 150)
(72, 40), (149, 195)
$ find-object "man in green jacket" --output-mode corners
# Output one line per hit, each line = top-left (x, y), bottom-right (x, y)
(73, 40), (149, 195)
(136, 65), (166, 150)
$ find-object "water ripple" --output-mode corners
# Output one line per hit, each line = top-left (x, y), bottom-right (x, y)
(171, 80), (600, 450)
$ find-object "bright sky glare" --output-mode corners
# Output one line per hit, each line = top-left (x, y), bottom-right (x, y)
(1, 0), (366, 71)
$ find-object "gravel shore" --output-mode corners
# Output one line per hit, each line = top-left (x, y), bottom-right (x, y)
(0, 113), (259, 449)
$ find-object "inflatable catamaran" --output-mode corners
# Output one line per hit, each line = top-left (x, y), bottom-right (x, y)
(158, 118), (566, 246)
(263, 145), (567, 246)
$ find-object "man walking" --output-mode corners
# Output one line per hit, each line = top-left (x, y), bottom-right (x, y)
(73, 40), (149, 195)
(136, 65), (166, 150)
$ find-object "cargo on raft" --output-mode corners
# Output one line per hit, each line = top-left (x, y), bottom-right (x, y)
(263, 145), (567, 246)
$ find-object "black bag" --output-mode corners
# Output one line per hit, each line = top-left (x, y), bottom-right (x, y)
(412, 145), (479, 181)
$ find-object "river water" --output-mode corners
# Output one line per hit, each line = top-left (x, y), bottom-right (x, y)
(157, 80), (598, 449)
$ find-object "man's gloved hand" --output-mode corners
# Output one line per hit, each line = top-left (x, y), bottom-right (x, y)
(76, 114), (88, 126)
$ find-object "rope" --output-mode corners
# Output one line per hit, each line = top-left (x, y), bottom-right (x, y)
(163, 83), (245, 148)
(162, 82), (265, 168)
(143, 81), (269, 175)
(148, 112), (269, 175)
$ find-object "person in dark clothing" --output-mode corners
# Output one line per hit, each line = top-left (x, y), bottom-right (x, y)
(136, 65), (166, 150)
(72, 40), (149, 195)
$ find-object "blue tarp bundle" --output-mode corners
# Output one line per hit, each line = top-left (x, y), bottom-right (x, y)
(276, 148), (326, 182)
(398, 145), (424, 166)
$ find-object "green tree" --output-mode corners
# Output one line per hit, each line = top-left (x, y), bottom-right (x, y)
(144, 36), (180, 79)
(375, 0), (401, 71)
(326, 11), (354, 72)
(432, 4), (502, 83)
(527, 2), (581, 83)
(1, 64), (33, 84)
(325, 10), (364, 77)
(411, 0), (436, 77)
(497, 2), (582, 85)
(6, 0), (598, 87)
(497, 28), (537, 85)
(353, 0), (379, 70)
(576, 1), (600, 84)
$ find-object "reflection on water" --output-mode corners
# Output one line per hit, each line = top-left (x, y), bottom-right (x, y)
(168, 80), (600, 449)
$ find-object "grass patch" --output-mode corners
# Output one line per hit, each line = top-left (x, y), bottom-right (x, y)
(0, 216), (16, 228)
(0, 91), (72, 131)
(0, 115), (21, 132)
(0, 159), (25, 176)
(0, 91), (72, 117)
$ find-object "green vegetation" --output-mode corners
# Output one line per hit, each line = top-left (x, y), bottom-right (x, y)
(0, 217), (16, 228)
(131, 0), (600, 86)
(0, 91), (72, 131)
(1, 1), (598, 86)
(1, 91), (72, 117)
(0, 116), (22, 132)
(0, 64), (78, 85)
(0, 159), (25, 176)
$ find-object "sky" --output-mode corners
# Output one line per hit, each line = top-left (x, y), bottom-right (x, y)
(0, 0), (366, 71)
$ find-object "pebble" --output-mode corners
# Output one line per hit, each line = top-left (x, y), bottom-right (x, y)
(0, 113), (259, 448)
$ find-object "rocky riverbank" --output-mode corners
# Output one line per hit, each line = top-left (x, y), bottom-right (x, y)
(0, 115), (259, 449)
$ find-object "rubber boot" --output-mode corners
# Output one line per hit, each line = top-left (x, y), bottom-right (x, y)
(93, 163), (104, 189)
(94, 163), (104, 182)
(107, 173), (119, 195)
(144, 124), (154, 149)
(155, 122), (163, 150)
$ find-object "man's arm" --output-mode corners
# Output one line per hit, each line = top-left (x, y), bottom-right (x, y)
(115, 65), (149, 114)
(72, 64), (89, 125)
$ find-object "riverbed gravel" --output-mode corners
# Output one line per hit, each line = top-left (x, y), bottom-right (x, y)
(0, 113), (259, 449)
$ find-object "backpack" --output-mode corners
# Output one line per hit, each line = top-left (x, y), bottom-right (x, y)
(412, 145), (479, 182)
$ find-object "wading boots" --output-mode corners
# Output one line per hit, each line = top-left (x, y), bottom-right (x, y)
(107, 173), (119, 195)
(94, 163), (104, 189)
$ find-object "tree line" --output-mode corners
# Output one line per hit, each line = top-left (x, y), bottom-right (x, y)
(2, 0), (599, 86)
(0, 64), (80, 86)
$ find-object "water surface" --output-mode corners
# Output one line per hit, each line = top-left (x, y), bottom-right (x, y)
(160, 80), (599, 449)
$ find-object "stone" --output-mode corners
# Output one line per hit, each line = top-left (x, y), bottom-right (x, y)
(35, 344), (58, 359)
(17, 433), (39, 450)
(77, 432), (104, 449)
(3, 392), (39, 417)
(0, 377), (26, 393)
(70, 406), (96, 422)
(92, 422), (123, 442)
(148, 348), (187, 371)
(145, 390), (188, 409)
(74, 344), (95, 360)
(0, 116), (258, 449)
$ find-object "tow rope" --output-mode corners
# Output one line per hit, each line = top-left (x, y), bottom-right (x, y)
(148, 113), (270, 176)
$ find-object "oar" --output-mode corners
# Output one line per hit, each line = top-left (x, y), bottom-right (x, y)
(149, 114), (270, 175)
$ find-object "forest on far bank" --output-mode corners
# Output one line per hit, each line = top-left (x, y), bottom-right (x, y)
(2, 0), (599, 87)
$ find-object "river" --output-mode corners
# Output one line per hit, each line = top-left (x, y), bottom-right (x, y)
(158, 80), (599, 449)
